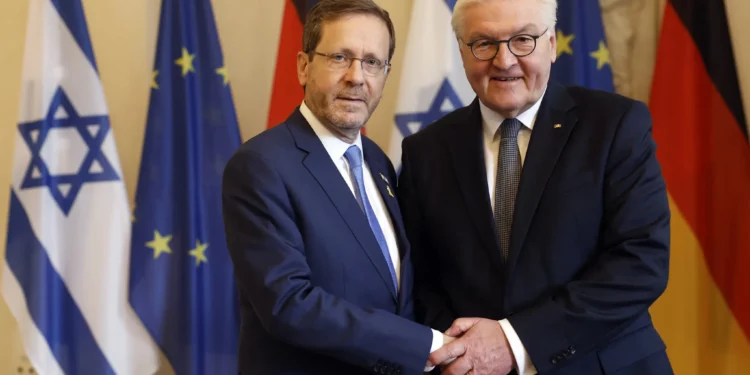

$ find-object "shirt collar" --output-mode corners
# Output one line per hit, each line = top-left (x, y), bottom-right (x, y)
(300, 101), (363, 162)
(480, 87), (546, 140)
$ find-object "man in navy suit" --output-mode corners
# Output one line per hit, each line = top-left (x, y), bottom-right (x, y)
(401, 0), (673, 374)
(221, 1), (449, 374)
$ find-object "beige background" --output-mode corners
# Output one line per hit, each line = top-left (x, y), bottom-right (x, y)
(0, 0), (749, 373)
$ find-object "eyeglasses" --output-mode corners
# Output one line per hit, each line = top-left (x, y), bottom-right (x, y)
(463, 28), (549, 60)
(310, 51), (390, 75)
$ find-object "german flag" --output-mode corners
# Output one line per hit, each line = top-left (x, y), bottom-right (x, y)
(649, 0), (750, 373)
(267, 0), (319, 128)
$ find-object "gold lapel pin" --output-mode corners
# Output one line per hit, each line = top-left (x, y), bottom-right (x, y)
(387, 185), (395, 198)
(553, 123), (562, 129)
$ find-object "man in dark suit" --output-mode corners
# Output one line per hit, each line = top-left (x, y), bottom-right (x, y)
(221, 1), (448, 374)
(400, 0), (673, 374)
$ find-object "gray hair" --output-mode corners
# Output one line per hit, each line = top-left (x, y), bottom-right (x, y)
(451, 0), (557, 38)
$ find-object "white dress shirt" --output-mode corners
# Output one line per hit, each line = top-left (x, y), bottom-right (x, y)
(479, 92), (545, 375)
(300, 102), (443, 369)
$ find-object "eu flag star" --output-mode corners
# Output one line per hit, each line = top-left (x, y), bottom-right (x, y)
(216, 66), (230, 85)
(175, 47), (196, 76)
(146, 230), (173, 259)
(556, 29), (575, 57)
(589, 41), (611, 70)
(394, 78), (463, 138)
(151, 70), (160, 90)
(17, 87), (119, 215)
(189, 240), (208, 266)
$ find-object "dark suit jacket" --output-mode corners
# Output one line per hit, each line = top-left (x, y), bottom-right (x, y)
(222, 108), (432, 375)
(398, 82), (672, 375)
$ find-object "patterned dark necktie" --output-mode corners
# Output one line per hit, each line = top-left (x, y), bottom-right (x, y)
(494, 118), (522, 262)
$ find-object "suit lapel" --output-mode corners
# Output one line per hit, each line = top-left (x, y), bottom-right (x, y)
(363, 142), (415, 313)
(505, 83), (578, 278)
(287, 109), (398, 301)
(443, 99), (506, 273)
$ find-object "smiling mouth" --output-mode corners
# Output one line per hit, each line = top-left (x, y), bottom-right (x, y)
(492, 77), (522, 82)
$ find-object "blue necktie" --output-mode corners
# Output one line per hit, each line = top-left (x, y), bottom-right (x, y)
(344, 145), (398, 292)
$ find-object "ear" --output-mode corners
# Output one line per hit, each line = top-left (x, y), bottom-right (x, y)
(297, 51), (310, 87)
(548, 30), (557, 63)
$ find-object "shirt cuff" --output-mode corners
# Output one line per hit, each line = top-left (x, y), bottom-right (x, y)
(499, 319), (537, 375)
(423, 329), (444, 372)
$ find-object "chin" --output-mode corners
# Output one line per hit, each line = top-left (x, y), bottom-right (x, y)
(483, 98), (520, 112)
(332, 113), (367, 130)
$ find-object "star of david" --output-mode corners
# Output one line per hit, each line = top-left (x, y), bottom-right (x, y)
(394, 78), (464, 138)
(18, 86), (120, 215)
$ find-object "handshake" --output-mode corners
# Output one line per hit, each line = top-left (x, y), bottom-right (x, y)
(424, 318), (517, 375)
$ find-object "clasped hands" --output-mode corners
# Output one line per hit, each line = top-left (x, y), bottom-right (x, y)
(425, 318), (516, 375)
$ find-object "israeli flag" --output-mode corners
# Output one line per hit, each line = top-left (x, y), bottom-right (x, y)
(388, 0), (475, 170)
(1, 0), (160, 373)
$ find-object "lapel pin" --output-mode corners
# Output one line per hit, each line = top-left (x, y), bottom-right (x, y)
(387, 185), (395, 198)
(379, 173), (389, 184)
(553, 123), (562, 129)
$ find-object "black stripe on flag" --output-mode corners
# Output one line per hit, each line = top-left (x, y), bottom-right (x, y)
(670, 0), (748, 139)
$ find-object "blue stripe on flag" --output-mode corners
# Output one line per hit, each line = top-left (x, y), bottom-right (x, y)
(5, 190), (114, 375)
(49, 0), (98, 71)
(444, 0), (456, 12)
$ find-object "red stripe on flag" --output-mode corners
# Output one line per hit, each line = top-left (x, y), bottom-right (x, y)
(267, 0), (305, 129)
(651, 3), (750, 339)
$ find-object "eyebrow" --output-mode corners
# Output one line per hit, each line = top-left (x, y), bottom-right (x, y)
(513, 23), (542, 35)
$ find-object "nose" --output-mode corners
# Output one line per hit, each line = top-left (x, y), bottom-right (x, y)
(492, 44), (518, 70)
(344, 59), (365, 85)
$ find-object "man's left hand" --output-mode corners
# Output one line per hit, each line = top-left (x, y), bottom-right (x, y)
(428, 318), (515, 375)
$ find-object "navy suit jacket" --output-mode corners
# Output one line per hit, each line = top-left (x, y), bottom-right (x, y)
(398, 82), (672, 375)
(222, 109), (432, 375)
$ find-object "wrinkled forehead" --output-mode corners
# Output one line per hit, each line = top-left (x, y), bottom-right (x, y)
(317, 14), (391, 59)
(459, 0), (549, 39)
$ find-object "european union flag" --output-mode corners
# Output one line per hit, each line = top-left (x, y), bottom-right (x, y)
(128, 0), (241, 374)
(550, 0), (614, 91)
